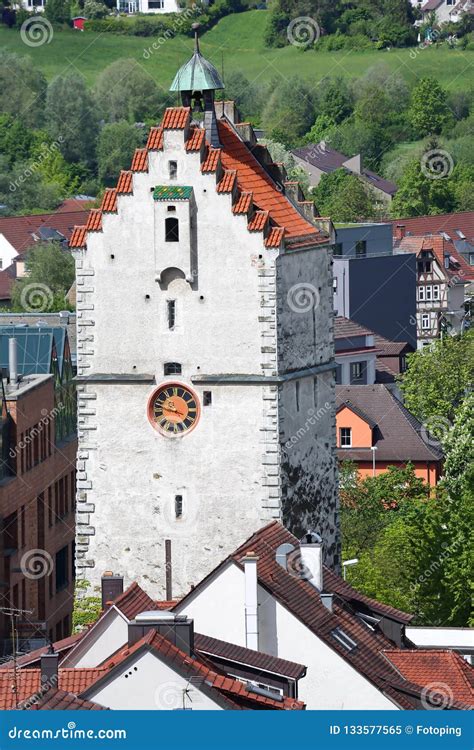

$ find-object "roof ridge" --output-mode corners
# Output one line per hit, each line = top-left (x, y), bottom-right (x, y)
(386, 388), (443, 460)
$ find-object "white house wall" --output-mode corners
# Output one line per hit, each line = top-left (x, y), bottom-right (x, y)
(62, 608), (128, 668)
(0, 234), (17, 271)
(87, 649), (223, 710)
(175, 562), (397, 710)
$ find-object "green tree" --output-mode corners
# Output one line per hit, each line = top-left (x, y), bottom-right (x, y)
(261, 77), (315, 148)
(0, 159), (64, 215)
(83, 0), (108, 17)
(46, 73), (98, 166)
(45, 0), (70, 23)
(97, 121), (143, 186)
(216, 71), (267, 123)
(0, 114), (35, 167)
(303, 114), (336, 145)
(312, 169), (377, 222)
(408, 77), (454, 138)
(0, 52), (47, 129)
(11, 243), (75, 312)
(390, 155), (456, 217)
(318, 76), (353, 124)
(72, 580), (102, 632)
(399, 331), (474, 424)
(94, 59), (168, 124)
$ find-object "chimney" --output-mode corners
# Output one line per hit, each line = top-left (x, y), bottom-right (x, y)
(40, 650), (59, 689)
(101, 571), (123, 609)
(395, 224), (406, 240)
(8, 338), (18, 383)
(241, 551), (259, 651)
(299, 532), (323, 592)
(128, 612), (194, 655)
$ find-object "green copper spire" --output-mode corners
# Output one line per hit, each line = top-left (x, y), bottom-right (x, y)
(169, 23), (224, 93)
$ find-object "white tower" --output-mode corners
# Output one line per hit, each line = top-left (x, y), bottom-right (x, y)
(71, 44), (339, 597)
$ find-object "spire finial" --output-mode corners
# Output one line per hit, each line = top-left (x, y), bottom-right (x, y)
(192, 22), (200, 54)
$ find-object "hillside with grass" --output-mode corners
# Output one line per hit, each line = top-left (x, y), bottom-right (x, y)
(0, 10), (473, 91)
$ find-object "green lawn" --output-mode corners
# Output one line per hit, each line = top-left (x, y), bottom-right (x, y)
(1, 10), (473, 92)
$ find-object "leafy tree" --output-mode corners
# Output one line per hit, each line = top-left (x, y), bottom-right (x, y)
(408, 77), (455, 138)
(84, 0), (108, 17)
(72, 580), (102, 632)
(0, 114), (35, 167)
(303, 114), (336, 145)
(261, 77), (315, 148)
(0, 159), (64, 215)
(45, 0), (70, 24)
(0, 52), (47, 129)
(97, 121), (143, 186)
(441, 393), (474, 500)
(46, 73), (98, 166)
(216, 71), (267, 123)
(330, 120), (392, 171)
(399, 331), (474, 424)
(11, 242), (75, 312)
(312, 169), (377, 222)
(317, 76), (353, 124)
(390, 154), (456, 217)
(94, 59), (169, 124)
(263, 139), (310, 193)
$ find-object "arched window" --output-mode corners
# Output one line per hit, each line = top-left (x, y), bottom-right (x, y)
(164, 362), (182, 375)
(165, 217), (179, 242)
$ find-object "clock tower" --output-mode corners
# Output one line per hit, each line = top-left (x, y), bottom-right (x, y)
(71, 37), (339, 596)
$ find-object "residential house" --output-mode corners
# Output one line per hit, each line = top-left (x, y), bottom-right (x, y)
(4, 529), (472, 710)
(0, 333), (76, 654)
(421, 0), (474, 24)
(292, 144), (397, 206)
(335, 384), (443, 486)
(334, 316), (413, 388)
(393, 233), (471, 347)
(0, 209), (88, 306)
(332, 223), (417, 347)
(115, 0), (180, 13)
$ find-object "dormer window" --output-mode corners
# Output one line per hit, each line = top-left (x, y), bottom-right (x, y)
(169, 161), (177, 180)
(165, 217), (179, 242)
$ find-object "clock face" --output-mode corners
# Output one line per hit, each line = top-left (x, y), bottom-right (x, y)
(148, 383), (200, 436)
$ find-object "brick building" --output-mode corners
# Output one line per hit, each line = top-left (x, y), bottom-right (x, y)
(0, 331), (77, 656)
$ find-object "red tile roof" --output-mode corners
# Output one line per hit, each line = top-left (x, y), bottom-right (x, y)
(112, 581), (159, 620)
(186, 127), (205, 152)
(131, 148), (148, 172)
(69, 226), (87, 249)
(84, 629), (304, 711)
(248, 210), (268, 232)
(162, 106), (190, 130)
(265, 226), (284, 248)
(194, 633), (306, 680)
(391, 211), (474, 240)
(384, 650), (474, 707)
(0, 668), (106, 710)
(146, 127), (164, 151)
(116, 171), (133, 194)
(57, 198), (95, 213)
(233, 191), (253, 215)
(20, 689), (108, 711)
(395, 235), (474, 282)
(217, 169), (237, 194)
(201, 147), (221, 173)
(0, 631), (85, 670)
(101, 189), (118, 213)
(335, 316), (375, 339)
(0, 210), (89, 254)
(86, 209), (102, 232)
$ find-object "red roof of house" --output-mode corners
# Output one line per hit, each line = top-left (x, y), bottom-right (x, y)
(84, 629), (304, 711)
(0, 210), (89, 255)
(396, 235), (474, 283)
(391, 211), (474, 240)
(56, 198), (95, 213)
(69, 107), (329, 253)
(0, 667), (107, 710)
(19, 689), (108, 711)
(0, 631), (85, 670)
(384, 650), (474, 707)
(111, 581), (159, 620)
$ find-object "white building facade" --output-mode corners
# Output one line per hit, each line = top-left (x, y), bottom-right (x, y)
(71, 50), (339, 598)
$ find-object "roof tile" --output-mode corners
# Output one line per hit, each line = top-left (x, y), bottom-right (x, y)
(186, 127), (205, 152)
(101, 189), (118, 213)
(86, 209), (102, 232)
(131, 148), (148, 172)
(69, 226), (87, 248)
(201, 147), (221, 173)
(248, 211), (269, 232)
(116, 171), (133, 194)
(233, 192), (252, 215)
(265, 226), (284, 248)
(146, 127), (163, 150)
(384, 650), (473, 707)
(162, 107), (190, 130)
(217, 170), (237, 194)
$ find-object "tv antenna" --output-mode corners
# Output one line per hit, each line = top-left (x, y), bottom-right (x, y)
(0, 606), (33, 709)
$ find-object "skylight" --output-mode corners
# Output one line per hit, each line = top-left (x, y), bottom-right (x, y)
(331, 627), (357, 652)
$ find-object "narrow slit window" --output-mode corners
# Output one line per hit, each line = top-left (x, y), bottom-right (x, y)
(313, 377), (318, 407)
(295, 381), (300, 412)
(175, 495), (183, 518)
(203, 391), (212, 406)
(165, 217), (179, 242)
(169, 160), (177, 180)
(167, 300), (176, 329)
